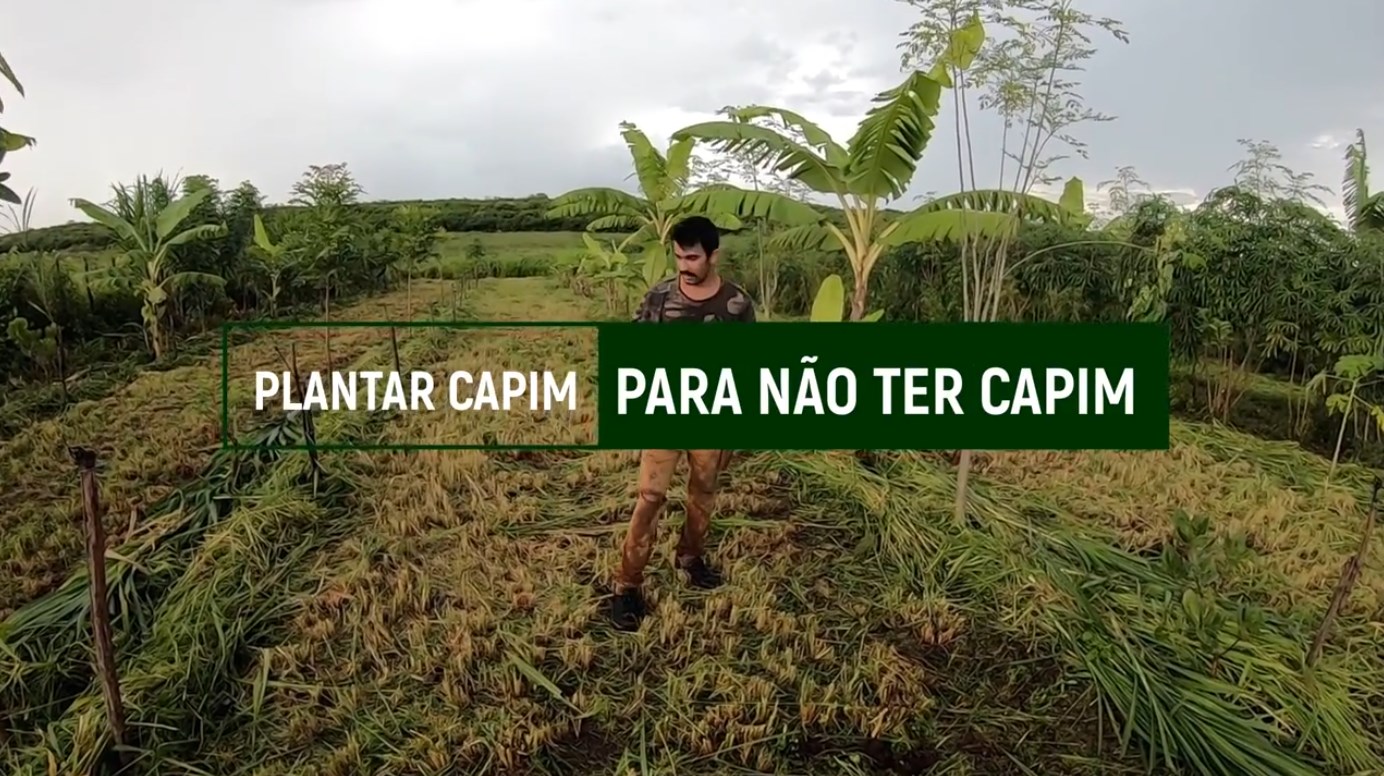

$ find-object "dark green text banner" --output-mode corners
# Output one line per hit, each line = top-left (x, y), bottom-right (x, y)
(596, 321), (1170, 450)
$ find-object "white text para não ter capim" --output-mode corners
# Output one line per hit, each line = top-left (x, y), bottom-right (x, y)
(616, 361), (1135, 416)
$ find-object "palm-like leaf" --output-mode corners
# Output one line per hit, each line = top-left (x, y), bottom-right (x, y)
(671, 188), (821, 228)
(1344, 130), (1369, 229)
(766, 223), (835, 253)
(728, 106), (850, 168)
(662, 137), (696, 202)
(616, 223), (658, 252)
(810, 274), (846, 322)
(161, 270), (227, 293)
(546, 187), (647, 221)
(1059, 177), (1088, 218)
(914, 189), (1073, 223)
(842, 69), (946, 200)
(253, 213), (278, 254)
(79, 266), (133, 294)
(70, 198), (142, 246)
(1360, 197), (1384, 231)
(672, 120), (844, 194)
(619, 122), (673, 203)
(0, 49), (23, 102)
(1343, 130), (1384, 232)
(708, 211), (744, 231)
(882, 208), (1019, 246)
(836, 16), (980, 201)
(1, 129), (35, 152)
(154, 187), (213, 241)
(587, 214), (644, 232)
(931, 12), (987, 81)
(163, 223), (227, 248)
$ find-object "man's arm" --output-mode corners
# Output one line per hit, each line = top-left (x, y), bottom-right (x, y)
(730, 288), (757, 322)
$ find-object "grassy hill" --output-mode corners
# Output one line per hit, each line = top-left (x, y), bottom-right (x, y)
(0, 194), (884, 255)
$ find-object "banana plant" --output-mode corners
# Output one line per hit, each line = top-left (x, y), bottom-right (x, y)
(579, 233), (644, 315)
(808, 274), (883, 322)
(0, 49), (36, 205)
(250, 213), (298, 317)
(635, 243), (670, 291)
(1343, 129), (1384, 234)
(1306, 345), (1384, 485)
(6, 317), (58, 381)
(17, 252), (75, 402)
(1126, 215), (1205, 323)
(547, 121), (743, 253)
(669, 15), (1081, 321)
(71, 180), (227, 360)
(551, 249), (588, 295)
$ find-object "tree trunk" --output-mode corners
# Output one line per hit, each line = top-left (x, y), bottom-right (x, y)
(953, 449), (973, 521)
(56, 326), (70, 405)
(1327, 382), (1359, 487)
(150, 314), (164, 361)
(755, 221), (769, 318)
(82, 256), (96, 311)
(324, 284), (334, 373)
(850, 275), (868, 322)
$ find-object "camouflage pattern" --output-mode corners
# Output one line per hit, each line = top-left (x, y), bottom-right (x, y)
(632, 277), (757, 323)
(613, 277), (755, 594)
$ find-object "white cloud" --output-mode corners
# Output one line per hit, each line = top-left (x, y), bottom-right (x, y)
(1152, 187), (1201, 208)
(3, 0), (927, 227)
(1, 0), (1380, 234)
(1310, 133), (1344, 150)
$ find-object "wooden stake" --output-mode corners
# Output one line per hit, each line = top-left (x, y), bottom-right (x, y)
(1308, 476), (1381, 667)
(390, 327), (402, 376)
(323, 286), (334, 373)
(69, 446), (128, 759)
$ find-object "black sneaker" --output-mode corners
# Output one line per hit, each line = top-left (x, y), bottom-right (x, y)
(609, 588), (646, 631)
(680, 557), (723, 590)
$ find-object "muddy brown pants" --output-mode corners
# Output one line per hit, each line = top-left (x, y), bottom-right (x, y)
(613, 449), (732, 594)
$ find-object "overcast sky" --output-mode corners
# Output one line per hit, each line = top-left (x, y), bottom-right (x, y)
(4, 0), (1382, 229)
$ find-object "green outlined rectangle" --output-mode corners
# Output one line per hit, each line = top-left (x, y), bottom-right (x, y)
(221, 320), (1172, 453)
(219, 320), (602, 452)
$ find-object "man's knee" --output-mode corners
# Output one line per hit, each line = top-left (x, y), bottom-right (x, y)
(637, 488), (668, 506)
(688, 457), (720, 496)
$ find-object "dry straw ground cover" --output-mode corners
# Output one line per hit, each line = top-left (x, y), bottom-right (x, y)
(0, 282), (454, 619)
(3, 277), (1382, 775)
(196, 279), (1383, 775)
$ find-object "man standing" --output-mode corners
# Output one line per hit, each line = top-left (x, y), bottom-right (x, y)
(609, 215), (755, 631)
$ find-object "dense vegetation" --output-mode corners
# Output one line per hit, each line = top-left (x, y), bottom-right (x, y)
(2, 2), (1384, 775)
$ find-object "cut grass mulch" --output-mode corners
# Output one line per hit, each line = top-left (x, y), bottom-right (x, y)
(0, 282), (458, 620)
(186, 278), (1383, 775)
(8, 277), (1381, 775)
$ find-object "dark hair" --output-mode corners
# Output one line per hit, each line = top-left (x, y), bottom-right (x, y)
(670, 215), (720, 254)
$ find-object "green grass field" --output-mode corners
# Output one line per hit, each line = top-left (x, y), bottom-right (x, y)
(2, 272), (1381, 775)
(425, 231), (598, 280)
